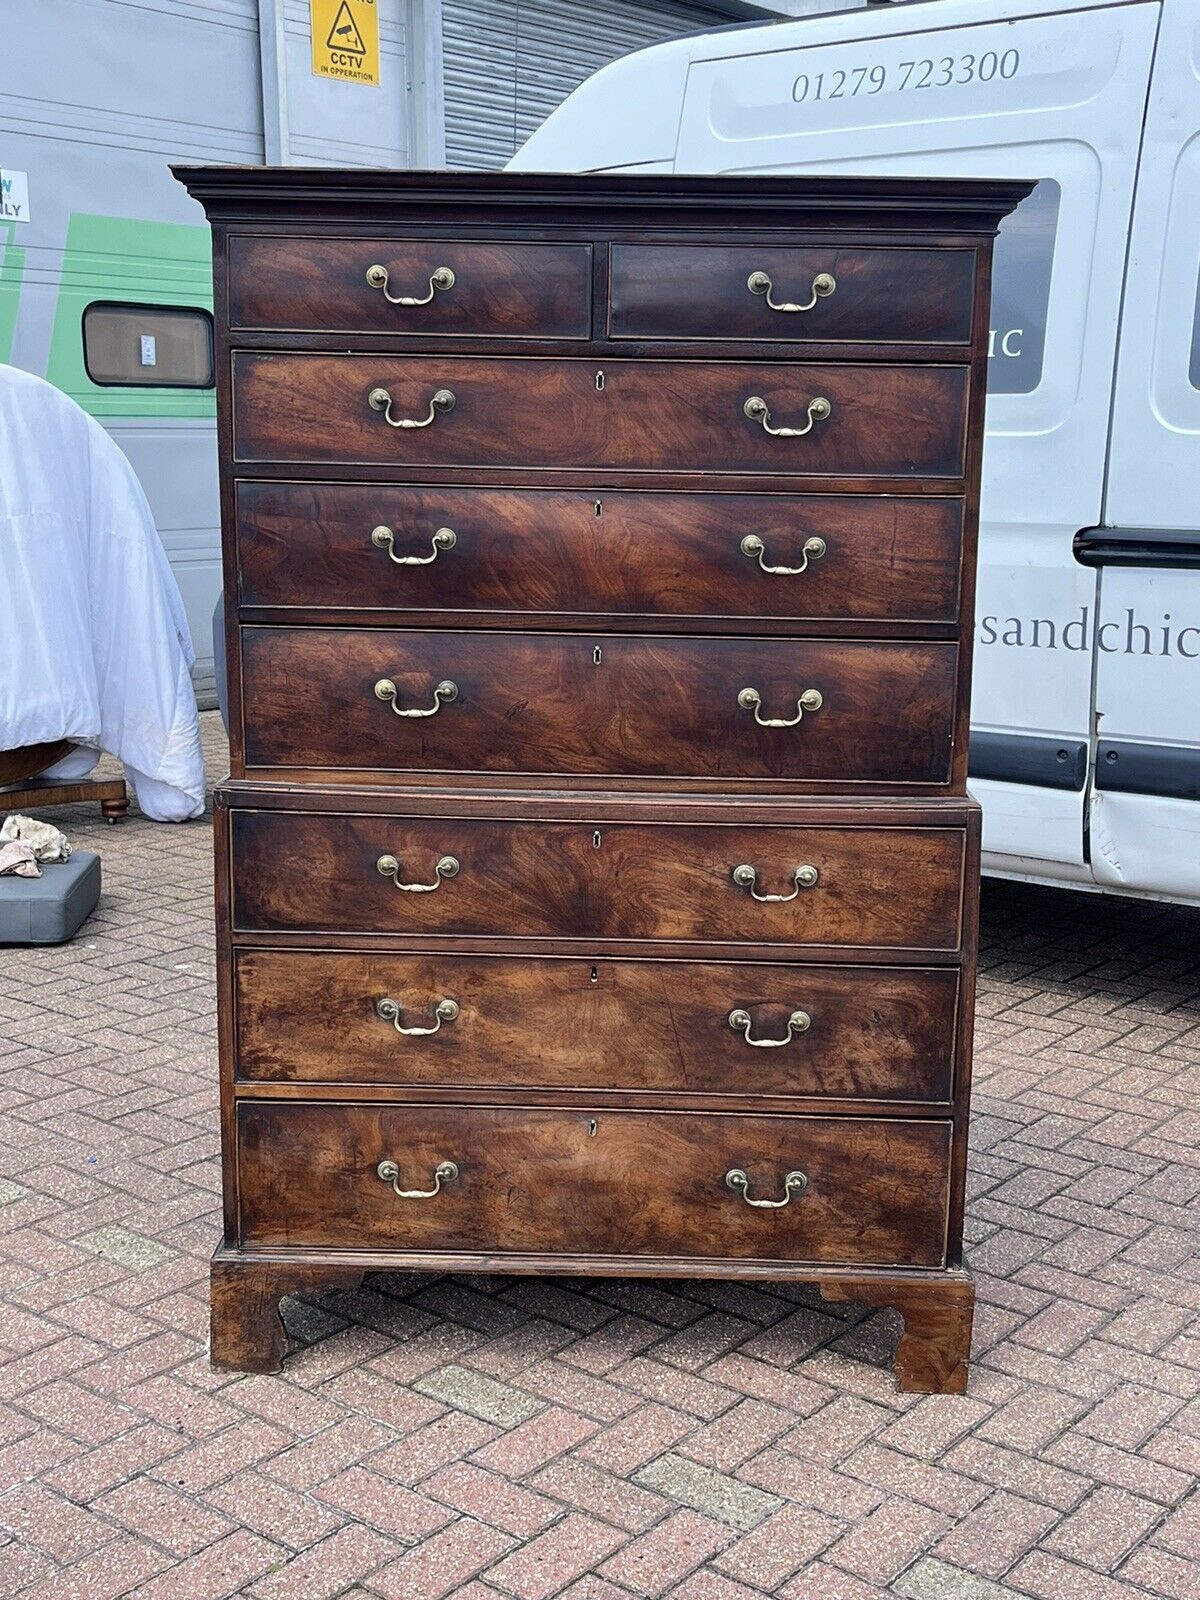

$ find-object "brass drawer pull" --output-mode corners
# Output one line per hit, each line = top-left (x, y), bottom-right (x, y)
(376, 1158), (458, 1199)
(375, 678), (458, 718)
(365, 263), (455, 306)
(740, 533), (826, 575)
(372, 525), (457, 565)
(728, 1007), (811, 1047)
(743, 395), (831, 438)
(738, 686), (823, 727)
(747, 269), (836, 313)
(376, 853), (460, 892)
(377, 996), (460, 1036)
(732, 863), (819, 902)
(725, 1168), (808, 1208)
(368, 386), (456, 429)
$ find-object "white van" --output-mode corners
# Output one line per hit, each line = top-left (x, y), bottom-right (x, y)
(511, 0), (1200, 904)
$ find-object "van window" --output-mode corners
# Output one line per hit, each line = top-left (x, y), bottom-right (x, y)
(1190, 265), (1200, 390)
(83, 302), (214, 388)
(987, 180), (1060, 394)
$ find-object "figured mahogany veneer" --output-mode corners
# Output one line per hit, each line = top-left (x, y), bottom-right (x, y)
(236, 1102), (952, 1267)
(239, 627), (959, 787)
(229, 236), (593, 338)
(608, 244), (975, 345)
(232, 353), (969, 478)
(177, 166), (1031, 1389)
(229, 809), (967, 952)
(234, 950), (959, 1103)
(235, 483), (965, 631)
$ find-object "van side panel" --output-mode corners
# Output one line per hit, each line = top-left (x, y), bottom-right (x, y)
(670, 0), (1160, 870)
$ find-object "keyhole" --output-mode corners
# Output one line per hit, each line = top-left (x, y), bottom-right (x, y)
(594, 499), (603, 517)
(595, 370), (605, 392)
(593, 646), (602, 665)
(590, 965), (599, 983)
(587, 1119), (598, 1137)
(593, 831), (602, 849)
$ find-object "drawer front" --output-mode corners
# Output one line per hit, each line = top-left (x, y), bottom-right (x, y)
(240, 628), (958, 786)
(237, 1101), (951, 1266)
(235, 950), (958, 1101)
(228, 236), (592, 337)
(231, 354), (969, 478)
(230, 811), (966, 952)
(609, 244), (975, 345)
(236, 482), (964, 626)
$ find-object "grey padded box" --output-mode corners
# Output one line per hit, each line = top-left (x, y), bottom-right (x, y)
(0, 852), (101, 944)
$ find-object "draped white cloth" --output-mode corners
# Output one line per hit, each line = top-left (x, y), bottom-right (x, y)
(0, 364), (205, 821)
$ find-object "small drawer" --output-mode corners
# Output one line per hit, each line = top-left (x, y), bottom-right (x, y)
(227, 236), (592, 338)
(235, 482), (965, 628)
(235, 950), (958, 1102)
(239, 627), (959, 787)
(231, 353), (969, 479)
(236, 1101), (951, 1267)
(230, 810), (967, 954)
(609, 244), (975, 345)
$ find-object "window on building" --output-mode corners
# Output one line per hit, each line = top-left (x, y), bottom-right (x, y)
(82, 302), (214, 388)
(987, 179), (1060, 394)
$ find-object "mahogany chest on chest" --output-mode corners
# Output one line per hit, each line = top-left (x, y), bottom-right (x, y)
(178, 167), (1029, 1391)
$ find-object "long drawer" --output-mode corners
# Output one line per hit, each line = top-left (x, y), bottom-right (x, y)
(231, 354), (969, 478)
(608, 244), (975, 345)
(239, 628), (958, 786)
(230, 810), (967, 953)
(235, 483), (965, 627)
(228, 236), (593, 338)
(236, 1101), (952, 1266)
(234, 950), (959, 1101)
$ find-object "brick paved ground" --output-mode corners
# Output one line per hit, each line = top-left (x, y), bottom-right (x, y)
(1, 712), (1197, 1599)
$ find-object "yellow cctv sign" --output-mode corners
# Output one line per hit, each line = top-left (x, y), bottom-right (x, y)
(311, 0), (379, 86)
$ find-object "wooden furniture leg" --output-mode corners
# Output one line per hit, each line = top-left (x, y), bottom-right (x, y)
(821, 1273), (975, 1394)
(101, 795), (130, 823)
(210, 1255), (364, 1373)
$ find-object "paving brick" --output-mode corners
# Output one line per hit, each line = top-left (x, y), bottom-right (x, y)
(3, 726), (1198, 1600)
(1150, 1490), (1200, 1559)
(247, 1524), (400, 1599)
(423, 1463), (562, 1538)
(94, 1476), (234, 1556)
(1042, 1487), (1164, 1573)
(413, 1364), (544, 1428)
(780, 1559), (891, 1599)
(598, 1508), (733, 1595)
(316, 1465), (454, 1542)
(206, 1470), (345, 1550)
(893, 1556), (1027, 1599)
(933, 1490), (1060, 1578)
(634, 1452), (781, 1531)
(368, 1518), (515, 1600)
(575, 1403), (692, 1474)
(529, 1457), (669, 1533)
(713, 1502), (840, 1588)
(481, 1513), (626, 1600)
(470, 1406), (599, 1477)
(0, 1481), (117, 1563)
(676, 1397), (794, 1468)
(123, 1530), (286, 1599)
(825, 1499), (951, 1583)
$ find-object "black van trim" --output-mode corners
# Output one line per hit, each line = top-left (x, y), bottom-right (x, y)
(1074, 527), (1200, 569)
(969, 732), (1087, 791)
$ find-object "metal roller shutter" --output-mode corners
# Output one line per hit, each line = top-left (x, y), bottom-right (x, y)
(443, 0), (739, 170)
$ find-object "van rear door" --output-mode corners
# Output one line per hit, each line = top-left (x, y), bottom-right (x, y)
(675, 0), (1158, 878)
(1092, 0), (1200, 898)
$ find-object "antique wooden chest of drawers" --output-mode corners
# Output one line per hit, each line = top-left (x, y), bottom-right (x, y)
(178, 168), (1029, 1392)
